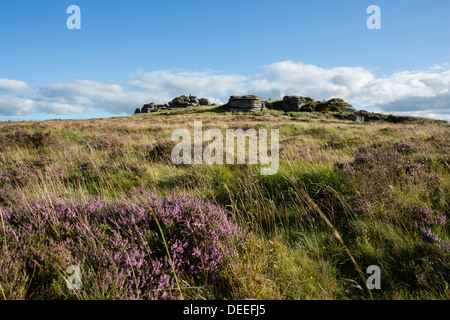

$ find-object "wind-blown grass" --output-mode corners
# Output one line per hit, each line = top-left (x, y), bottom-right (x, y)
(0, 109), (448, 300)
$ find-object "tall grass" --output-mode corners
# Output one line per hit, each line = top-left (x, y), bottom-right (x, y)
(0, 110), (448, 300)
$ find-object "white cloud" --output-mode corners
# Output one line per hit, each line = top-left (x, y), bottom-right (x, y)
(0, 62), (449, 121)
(243, 61), (376, 100)
(0, 96), (34, 116)
(37, 80), (149, 114)
(0, 79), (28, 93)
(128, 70), (248, 102)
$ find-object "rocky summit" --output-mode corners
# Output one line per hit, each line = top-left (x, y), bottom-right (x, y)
(134, 95), (212, 114)
(132, 94), (446, 124)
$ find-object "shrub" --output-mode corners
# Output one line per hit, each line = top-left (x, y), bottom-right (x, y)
(336, 147), (425, 198)
(88, 135), (128, 150)
(0, 129), (58, 149)
(0, 191), (241, 299)
(404, 205), (449, 290)
(279, 145), (318, 161)
(146, 140), (176, 163)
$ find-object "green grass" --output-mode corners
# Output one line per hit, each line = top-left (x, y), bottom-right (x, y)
(0, 108), (449, 300)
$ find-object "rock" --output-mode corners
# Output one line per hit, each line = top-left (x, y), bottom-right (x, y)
(141, 103), (157, 113)
(386, 115), (411, 124)
(345, 115), (365, 122)
(328, 98), (356, 112)
(224, 95), (266, 112)
(316, 98), (356, 112)
(328, 98), (344, 104)
(189, 96), (199, 106)
(264, 113), (275, 117)
(300, 104), (315, 112)
(199, 98), (211, 106)
(365, 114), (381, 121)
(282, 96), (307, 111)
(160, 112), (172, 115)
(266, 100), (283, 110)
(169, 95), (201, 108)
(134, 108), (141, 114)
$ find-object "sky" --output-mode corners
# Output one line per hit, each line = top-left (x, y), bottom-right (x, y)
(0, 0), (449, 121)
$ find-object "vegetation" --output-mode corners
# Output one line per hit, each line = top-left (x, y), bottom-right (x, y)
(0, 107), (448, 300)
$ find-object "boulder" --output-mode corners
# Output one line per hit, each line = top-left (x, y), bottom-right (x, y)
(199, 98), (211, 106)
(134, 108), (141, 114)
(224, 95), (266, 112)
(282, 96), (307, 111)
(364, 113), (381, 121)
(386, 115), (411, 124)
(300, 104), (315, 112)
(345, 115), (365, 122)
(316, 98), (356, 112)
(266, 100), (283, 110)
(141, 103), (157, 113)
(169, 95), (201, 108)
(328, 98), (345, 104)
(189, 96), (199, 106)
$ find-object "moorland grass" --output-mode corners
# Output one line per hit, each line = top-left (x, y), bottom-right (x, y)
(0, 108), (448, 300)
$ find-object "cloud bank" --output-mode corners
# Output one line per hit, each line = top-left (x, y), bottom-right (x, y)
(1, 61), (449, 121)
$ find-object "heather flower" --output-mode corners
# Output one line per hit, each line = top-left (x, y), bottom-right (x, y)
(404, 205), (447, 247)
(0, 190), (241, 300)
(0, 164), (36, 188)
(404, 162), (423, 177)
(0, 247), (30, 299)
(89, 134), (128, 150)
(395, 142), (417, 154)
(280, 145), (318, 161)
(334, 196), (370, 216)
(336, 146), (426, 199)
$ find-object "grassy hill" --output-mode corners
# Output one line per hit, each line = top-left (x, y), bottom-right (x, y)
(0, 106), (449, 300)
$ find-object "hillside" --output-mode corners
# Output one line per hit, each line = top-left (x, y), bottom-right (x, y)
(0, 107), (449, 300)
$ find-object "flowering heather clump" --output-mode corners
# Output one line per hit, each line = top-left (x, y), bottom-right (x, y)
(337, 147), (427, 198)
(0, 191), (241, 299)
(336, 196), (370, 216)
(395, 142), (417, 154)
(89, 134), (128, 150)
(405, 205), (447, 248)
(0, 129), (57, 149)
(0, 164), (36, 188)
(280, 145), (319, 161)
(0, 247), (30, 300)
(0, 134), (11, 150)
(352, 148), (404, 169)
(406, 205), (449, 288)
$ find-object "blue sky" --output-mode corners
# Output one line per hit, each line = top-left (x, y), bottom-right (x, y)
(1, 0), (449, 121)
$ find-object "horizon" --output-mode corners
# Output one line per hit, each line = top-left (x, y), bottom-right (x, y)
(1, 0), (449, 122)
